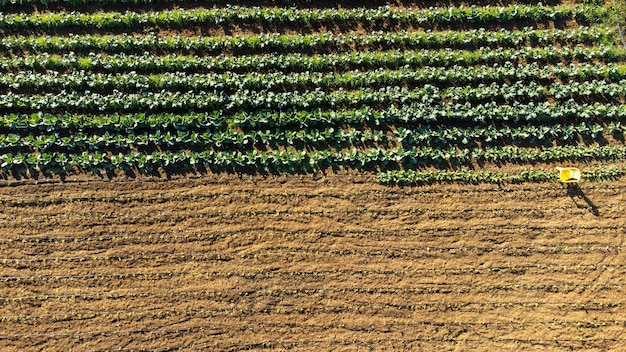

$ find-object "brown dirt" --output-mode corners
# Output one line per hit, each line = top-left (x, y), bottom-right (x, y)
(0, 175), (625, 351)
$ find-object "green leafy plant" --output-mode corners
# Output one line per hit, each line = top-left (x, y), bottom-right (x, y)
(614, 0), (626, 47)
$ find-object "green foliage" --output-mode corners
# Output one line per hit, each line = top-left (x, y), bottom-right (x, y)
(0, 0), (156, 5)
(3, 45), (622, 73)
(614, 0), (626, 46)
(0, 2), (622, 183)
(3, 101), (626, 133)
(1, 67), (625, 114)
(0, 4), (607, 31)
(2, 67), (626, 98)
(0, 27), (614, 55)
(377, 166), (626, 186)
(3, 144), (626, 176)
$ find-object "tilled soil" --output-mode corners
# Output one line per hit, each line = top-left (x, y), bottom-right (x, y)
(0, 175), (625, 351)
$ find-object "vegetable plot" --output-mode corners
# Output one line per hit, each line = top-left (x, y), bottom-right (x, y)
(0, 1), (623, 183)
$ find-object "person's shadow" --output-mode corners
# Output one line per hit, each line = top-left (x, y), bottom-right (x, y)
(566, 184), (599, 216)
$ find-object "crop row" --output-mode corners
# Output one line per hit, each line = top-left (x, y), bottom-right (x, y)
(3, 101), (625, 133)
(0, 5), (606, 31)
(394, 122), (621, 147)
(1, 121), (623, 153)
(2, 81), (624, 114)
(0, 0), (158, 5)
(0, 87), (444, 113)
(0, 0), (607, 8)
(2, 66), (625, 95)
(1, 127), (379, 150)
(225, 101), (626, 127)
(378, 166), (626, 185)
(2, 145), (626, 174)
(0, 87), (447, 113)
(0, 27), (612, 55)
(2, 45), (623, 74)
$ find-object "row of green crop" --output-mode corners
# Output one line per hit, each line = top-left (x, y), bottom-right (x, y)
(2, 121), (623, 152)
(1, 82), (624, 113)
(394, 122), (623, 146)
(377, 166), (626, 185)
(224, 101), (626, 127)
(2, 45), (623, 74)
(2, 144), (626, 174)
(2, 102), (625, 132)
(2, 67), (625, 96)
(0, 0), (157, 5)
(0, 0), (600, 7)
(0, 4), (607, 30)
(0, 27), (613, 54)
(0, 127), (374, 150)
(0, 87), (439, 113)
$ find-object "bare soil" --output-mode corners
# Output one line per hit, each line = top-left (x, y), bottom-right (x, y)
(0, 175), (625, 351)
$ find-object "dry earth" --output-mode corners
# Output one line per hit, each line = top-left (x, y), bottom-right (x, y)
(0, 175), (625, 351)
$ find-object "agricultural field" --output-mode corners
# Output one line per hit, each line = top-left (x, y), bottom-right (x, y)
(0, 0), (626, 350)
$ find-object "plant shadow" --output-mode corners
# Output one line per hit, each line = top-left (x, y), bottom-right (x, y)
(566, 183), (599, 217)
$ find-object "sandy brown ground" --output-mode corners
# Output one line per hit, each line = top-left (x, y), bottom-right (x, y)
(0, 175), (625, 351)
